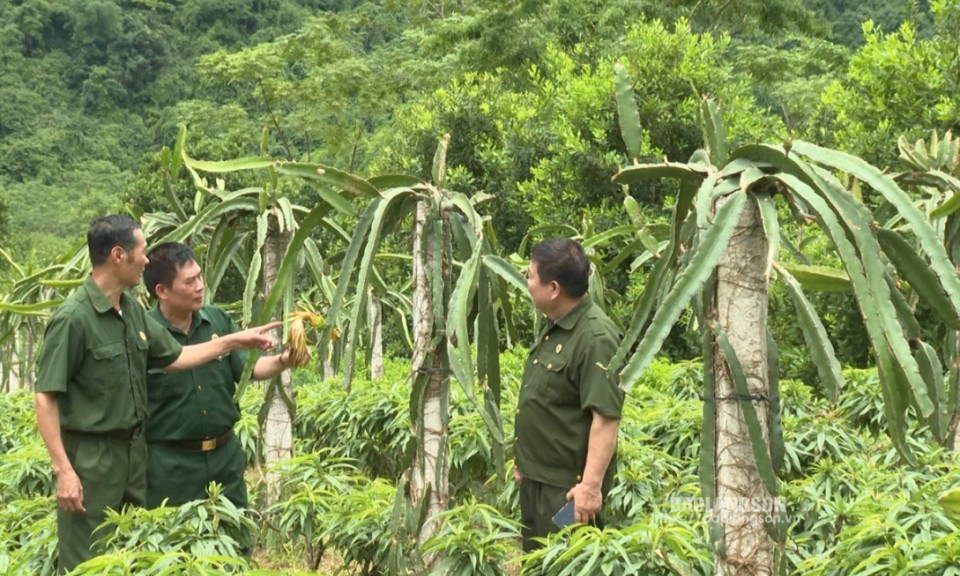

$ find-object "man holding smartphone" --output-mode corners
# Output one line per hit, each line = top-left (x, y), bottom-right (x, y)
(513, 238), (624, 551)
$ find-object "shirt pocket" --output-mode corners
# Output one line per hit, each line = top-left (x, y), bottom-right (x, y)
(534, 352), (578, 405)
(92, 341), (124, 361)
(130, 336), (149, 380)
(146, 367), (179, 402)
(90, 341), (125, 389)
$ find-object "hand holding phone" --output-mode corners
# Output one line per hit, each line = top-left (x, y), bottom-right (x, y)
(551, 499), (575, 528)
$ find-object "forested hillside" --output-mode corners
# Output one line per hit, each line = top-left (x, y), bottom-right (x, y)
(0, 0), (327, 258)
(0, 0), (954, 263)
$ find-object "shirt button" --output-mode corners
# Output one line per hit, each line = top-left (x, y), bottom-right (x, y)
(545, 335), (550, 341)
(576, 474), (582, 482)
(203, 410), (207, 415)
(197, 385), (202, 391)
(533, 359), (539, 365)
(547, 363), (553, 369)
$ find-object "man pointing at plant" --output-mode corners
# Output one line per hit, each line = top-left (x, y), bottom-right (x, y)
(141, 242), (308, 513)
(514, 238), (624, 551)
(34, 215), (280, 574)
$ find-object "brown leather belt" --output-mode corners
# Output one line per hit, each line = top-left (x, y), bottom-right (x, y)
(151, 429), (234, 452)
(63, 425), (141, 441)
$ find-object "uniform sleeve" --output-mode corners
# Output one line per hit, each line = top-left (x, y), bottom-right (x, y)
(35, 312), (81, 393)
(224, 312), (248, 382)
(145, 313), (184, 369)
(577, 330), (624, 418)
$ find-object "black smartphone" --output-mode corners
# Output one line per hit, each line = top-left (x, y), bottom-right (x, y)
(551, 499), (575, 528)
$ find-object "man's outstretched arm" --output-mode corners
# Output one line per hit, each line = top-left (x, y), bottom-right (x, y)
(165, 321), (281, 373)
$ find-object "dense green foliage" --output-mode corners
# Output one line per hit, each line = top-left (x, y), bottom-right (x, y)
(5, 357), (960, 573)
(0, 0), (324, 258)
(3, 0), (955, 377)
(1, 0), (954, 264)
(3, 0), (960, 574)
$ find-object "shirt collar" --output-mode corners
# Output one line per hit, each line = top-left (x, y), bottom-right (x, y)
(149, 303), (213, 335)
(553, 296), (592, 331)
(83, 274), (119, 314)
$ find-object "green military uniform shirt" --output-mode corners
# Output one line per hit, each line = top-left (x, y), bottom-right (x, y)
(145, 304), (246, 441)
(514, 297), (624, 489)
(35, 275), (183, 431)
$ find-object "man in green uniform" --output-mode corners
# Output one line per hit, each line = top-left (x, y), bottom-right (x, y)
(34, 215), (279, 574)
(141, 242), (307, 511)
(514, 238), (624, 551)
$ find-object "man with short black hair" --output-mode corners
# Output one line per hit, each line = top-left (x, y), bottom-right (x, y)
(35, 215), (279, 573)
(142, 242), (306, 512)
(514, 238), (623, 551)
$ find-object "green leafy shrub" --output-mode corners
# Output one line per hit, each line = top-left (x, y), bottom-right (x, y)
(237, 384), (266, 467)
(8, 353), (957, 575)
(264, 451), (363, 565)
(70, 550), (250, 575)
(316, 478), (421, 574)
(294, 364), (410, 481)
(235, 409), (261, 468)
(0, 391), (33, 454)
(93, 483), (255, 561)
(449, 353), (520, 506)
(294, 351), (523, 507)
(791, 479), (960, 575)
(621, 388), (702, 460)
(836, 368), (887, 434)
(606, 441), (698, 527)
(449, 349), (522, 507)
(780, 410), (870, 478)
(520, 520), (711, 576)
(633, 358), (703, 399)
(0, 496), (57, 576)
(0, 439), (54, 502)
(776, 377), (821, 417)
(448, 409), (503, 503)
(265, 450), (424, 574)
(421, 500), (521, 576)
(493, 464), (521, 525)
(785, 439), (960, 575)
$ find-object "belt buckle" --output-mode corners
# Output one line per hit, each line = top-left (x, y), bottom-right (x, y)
(201, 438), (217, 451)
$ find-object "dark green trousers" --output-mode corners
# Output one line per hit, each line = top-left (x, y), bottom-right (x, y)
(519, 477), (606, 552)
(58, 431), (147, 575)
(146, 433), (247, 509)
